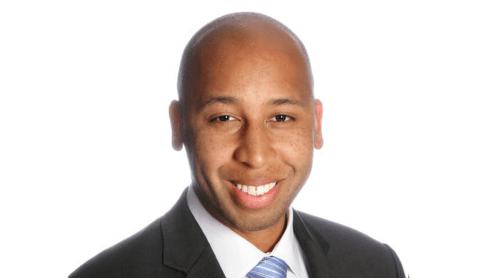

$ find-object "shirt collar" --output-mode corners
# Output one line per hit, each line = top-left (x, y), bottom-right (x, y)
(187, 186), (306, 278)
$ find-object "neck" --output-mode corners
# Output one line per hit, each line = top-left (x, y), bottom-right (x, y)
(228, 213), (288, 253)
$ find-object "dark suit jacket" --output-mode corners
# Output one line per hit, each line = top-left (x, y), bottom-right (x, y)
(70, 189), (405, 278)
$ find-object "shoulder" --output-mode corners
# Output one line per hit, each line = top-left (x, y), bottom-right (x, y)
(295, 210), (405, 278)
(296, 210), (383, 248)
(68, 217), (183, 278)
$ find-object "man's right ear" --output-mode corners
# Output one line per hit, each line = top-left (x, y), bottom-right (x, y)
(169, 100), (184, 151)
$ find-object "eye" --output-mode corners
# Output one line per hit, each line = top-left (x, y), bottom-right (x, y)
(210, 115), (236, 122)
(270, 114), (293, 122)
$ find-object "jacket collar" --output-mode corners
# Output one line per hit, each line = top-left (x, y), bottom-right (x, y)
(293, 210), (332, 278)
(160, 188), (226, 277)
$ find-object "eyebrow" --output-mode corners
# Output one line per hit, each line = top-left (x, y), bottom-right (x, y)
(197, 96), (305, 111)
(268, 98), (305, 107)
(198, 96), (239, 111)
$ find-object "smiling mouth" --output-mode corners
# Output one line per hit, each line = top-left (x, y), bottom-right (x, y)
(233, 182), (277, 197)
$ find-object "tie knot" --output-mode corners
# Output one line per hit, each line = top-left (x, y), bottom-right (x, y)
(247, 256), (288, 278)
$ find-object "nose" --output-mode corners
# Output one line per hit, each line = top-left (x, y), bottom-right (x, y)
(233, 122), (276, 168)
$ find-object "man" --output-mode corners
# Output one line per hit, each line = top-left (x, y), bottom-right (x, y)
(70, 12), (406, 278)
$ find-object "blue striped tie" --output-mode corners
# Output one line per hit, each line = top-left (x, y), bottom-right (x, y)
(247, 256), (288, 278)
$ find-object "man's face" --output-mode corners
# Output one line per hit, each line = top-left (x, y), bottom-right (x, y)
(173, 32), (323, 233)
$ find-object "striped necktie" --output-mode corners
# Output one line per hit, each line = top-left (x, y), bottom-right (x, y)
(247, 256), (288, 278)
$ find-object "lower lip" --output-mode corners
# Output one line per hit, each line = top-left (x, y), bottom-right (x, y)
(232, 182), (280, 209)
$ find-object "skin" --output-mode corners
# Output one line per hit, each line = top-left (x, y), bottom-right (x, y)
(170, 15), (323, 252)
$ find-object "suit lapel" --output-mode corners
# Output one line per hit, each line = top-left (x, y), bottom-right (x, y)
(293, 210), (332, 278)
(160, 189), (225, 278)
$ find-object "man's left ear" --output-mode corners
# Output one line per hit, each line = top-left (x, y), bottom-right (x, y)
(314, 99), (323, 149)
(169, 100), (184, 151)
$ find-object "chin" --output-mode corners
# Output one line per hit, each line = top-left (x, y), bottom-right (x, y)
(223, 204), (289, 232)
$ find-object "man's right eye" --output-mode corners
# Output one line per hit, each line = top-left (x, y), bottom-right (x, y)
(210, 115), (234, 122)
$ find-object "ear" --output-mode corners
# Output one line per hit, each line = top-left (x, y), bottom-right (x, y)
(169, 100), (184, 151)
(314, 99), (323, 149)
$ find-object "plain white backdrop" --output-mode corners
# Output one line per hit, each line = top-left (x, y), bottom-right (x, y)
(1, 1), (493, 277)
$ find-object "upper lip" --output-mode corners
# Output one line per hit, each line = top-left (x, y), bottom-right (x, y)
(230, 177), (278, 187)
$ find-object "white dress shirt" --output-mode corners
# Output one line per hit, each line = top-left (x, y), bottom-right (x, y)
(187, 187), (309, 278)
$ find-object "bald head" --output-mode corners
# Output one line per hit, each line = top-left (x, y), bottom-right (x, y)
(177, 12), (314, 109)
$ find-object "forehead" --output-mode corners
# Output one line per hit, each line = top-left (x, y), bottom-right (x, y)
(186, 26), (313, 110)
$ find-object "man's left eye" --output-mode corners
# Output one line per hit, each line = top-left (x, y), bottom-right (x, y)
(270, 115), (292, 122)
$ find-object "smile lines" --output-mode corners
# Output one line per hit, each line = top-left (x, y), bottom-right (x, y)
(236, 182), (277, 197)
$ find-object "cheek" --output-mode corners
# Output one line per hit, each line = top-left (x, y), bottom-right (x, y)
(276, 125), (314, 163)
(190, 128), (236, 171)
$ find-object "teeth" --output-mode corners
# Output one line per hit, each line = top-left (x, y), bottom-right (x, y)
(236, 182), (277, 197)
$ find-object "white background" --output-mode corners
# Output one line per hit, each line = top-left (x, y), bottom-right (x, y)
(1, 1), (493, 277)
